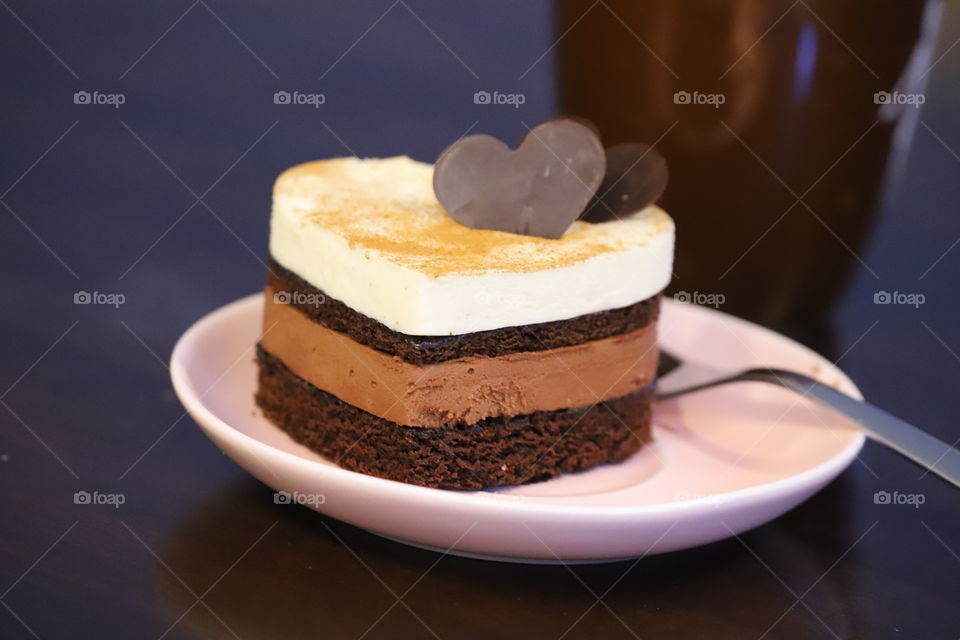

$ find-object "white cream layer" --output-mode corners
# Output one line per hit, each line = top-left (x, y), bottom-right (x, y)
(269, 156), (674, 335)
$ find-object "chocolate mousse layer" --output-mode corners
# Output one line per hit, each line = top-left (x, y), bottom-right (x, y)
(267, 256), (659, 364)
(255, 346), (652, 489)
(261, 288), (659, 427)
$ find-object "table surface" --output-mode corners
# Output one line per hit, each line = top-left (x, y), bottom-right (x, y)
(2, 2), (959, 638)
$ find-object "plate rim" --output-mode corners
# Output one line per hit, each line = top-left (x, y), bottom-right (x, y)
(170, 292), (866, 519)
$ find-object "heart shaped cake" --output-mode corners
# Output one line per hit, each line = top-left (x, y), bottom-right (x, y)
(255, 127), (674, 489)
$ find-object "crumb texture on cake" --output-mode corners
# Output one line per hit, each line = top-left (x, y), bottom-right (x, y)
(261, 289), (659, 427)
(255, 346), (651, 489)
(269, 156), (675, 334)
(266, 256), (660, 362)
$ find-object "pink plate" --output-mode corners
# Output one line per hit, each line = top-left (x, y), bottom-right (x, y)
(171, 294), (864, 563)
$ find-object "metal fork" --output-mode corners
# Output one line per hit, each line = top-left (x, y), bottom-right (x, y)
(656, 349), (960, 489)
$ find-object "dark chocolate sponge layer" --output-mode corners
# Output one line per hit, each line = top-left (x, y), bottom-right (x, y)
(255, 346), (651, 489)
(267, 256), (659, 365)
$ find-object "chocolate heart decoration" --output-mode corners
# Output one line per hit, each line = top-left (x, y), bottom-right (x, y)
(433, 119), (606, 239)
(580, 143), (668, 223)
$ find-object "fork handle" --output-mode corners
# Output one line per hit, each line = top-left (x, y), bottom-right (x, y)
(744, 369), (960, 489)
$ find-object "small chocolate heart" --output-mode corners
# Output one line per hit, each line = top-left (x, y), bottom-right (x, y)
(433, 119), (606, 239)
(581, 143), (668, 223)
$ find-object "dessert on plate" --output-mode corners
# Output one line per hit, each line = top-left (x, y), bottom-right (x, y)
(255, 119), (674, 489)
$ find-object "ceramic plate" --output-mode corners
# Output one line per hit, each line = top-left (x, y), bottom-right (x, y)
(171, 294), (864, 563)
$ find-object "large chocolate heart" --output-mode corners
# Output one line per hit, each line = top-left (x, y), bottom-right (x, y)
(581, 143), (668, 223)
(433, 119), (606, 239)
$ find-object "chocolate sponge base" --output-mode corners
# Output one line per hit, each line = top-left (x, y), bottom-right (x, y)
(255, 346), (652, 489)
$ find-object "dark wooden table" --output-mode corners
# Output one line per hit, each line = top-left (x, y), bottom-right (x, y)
(2, 2), (958, 638)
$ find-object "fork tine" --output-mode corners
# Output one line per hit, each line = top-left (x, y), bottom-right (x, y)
(656, 348), (682, 379)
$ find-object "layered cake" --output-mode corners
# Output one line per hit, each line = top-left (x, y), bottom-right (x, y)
(255, 121), (674, 489)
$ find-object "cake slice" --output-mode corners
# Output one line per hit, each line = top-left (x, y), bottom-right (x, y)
(255, 155), (674, 489)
